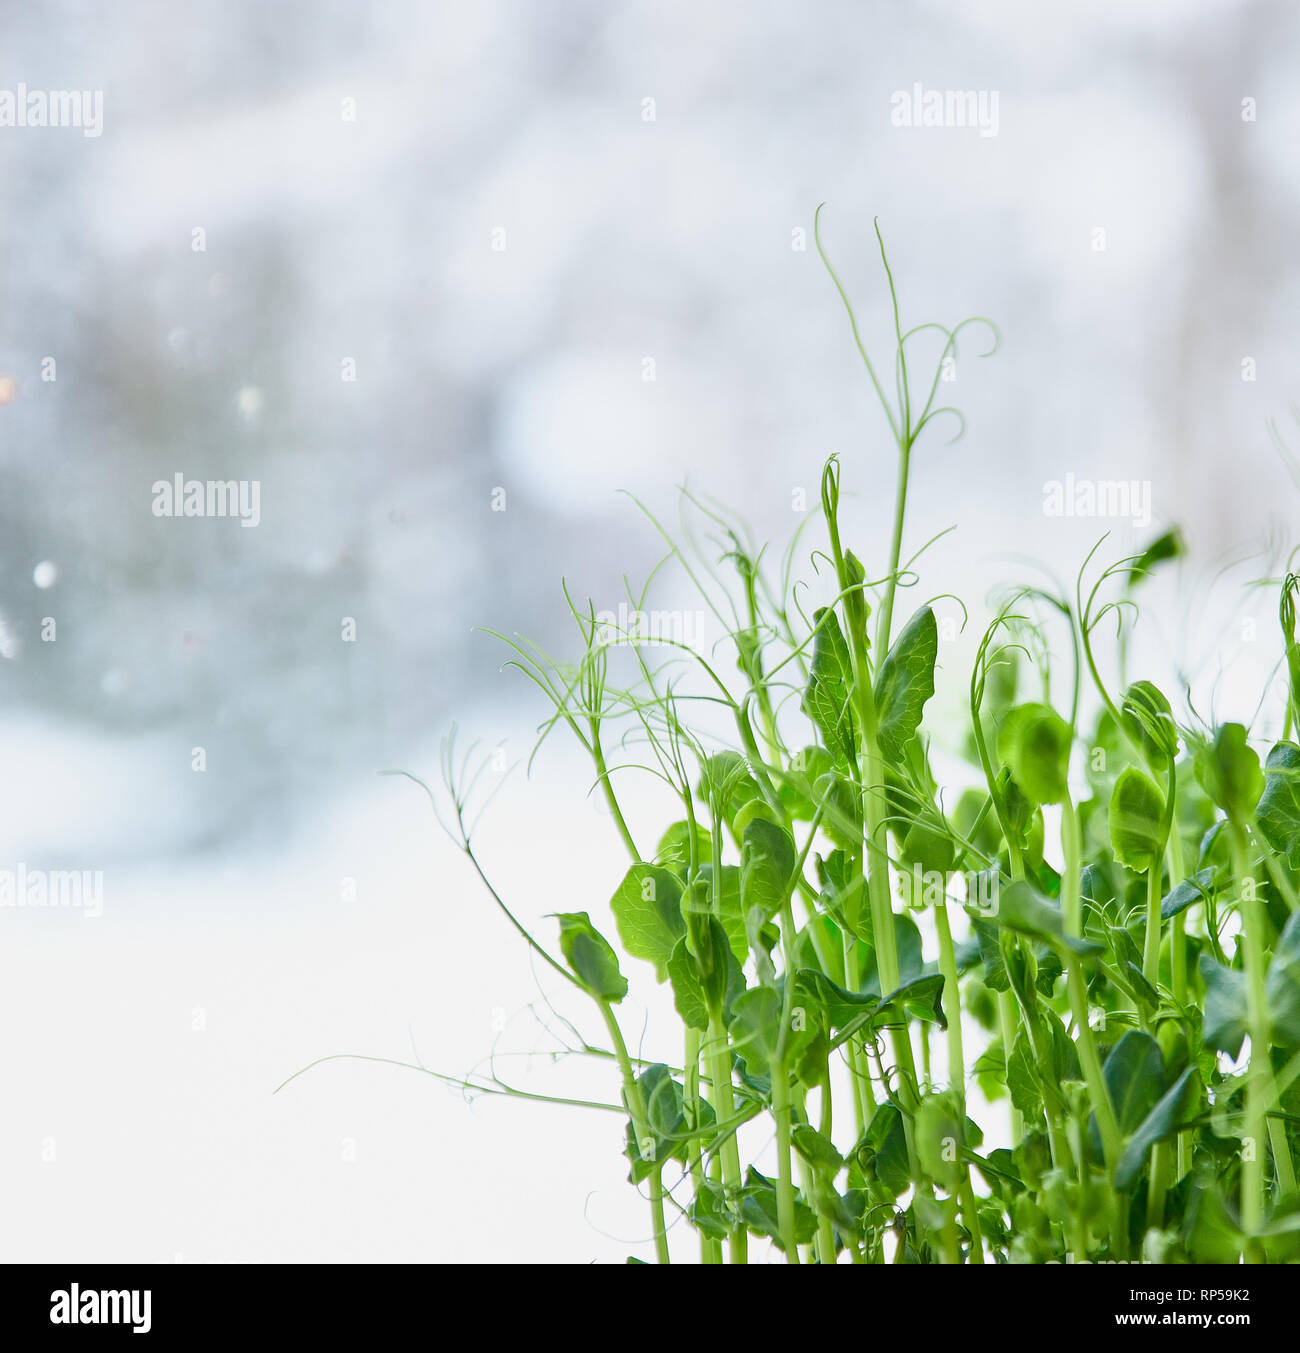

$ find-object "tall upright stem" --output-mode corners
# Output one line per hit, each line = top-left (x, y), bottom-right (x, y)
(876, 438), (912, 658)
(707, 1014), (747, 1264)
(599, 1000), (667, 1262)
(1061, 793), (1122, 1172)
(1230, 824), (1268, 1256)
(1142, 864), (1162, 992)
(590, 722), (639, 862)
(936, 900), (985, 1263)
(684, 1027), (721, 1264)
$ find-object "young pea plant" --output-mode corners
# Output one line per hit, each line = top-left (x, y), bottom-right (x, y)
(284, 215), (1300, 1264)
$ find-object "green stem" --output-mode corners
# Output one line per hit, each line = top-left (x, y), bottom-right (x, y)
(822, 478), (924, 1200)
(817, 1074), (838, 1264)
(1061, 792), (1123, 1174)
(772, 897), (801, 1263)
(1268, 1117), (1297, 1202)
(935, 900), (985, 1263)
(650, 1166), (670, 1265)
(599, 1000), (667, 1263)
(1147, 1141), (1169, 1232)
(1016, 970), (1074, 1175)
(842, 926), (870, 1136)
(876, 435), (912, 659)
(590, 722), (639, 862)
(997, 990), (1024, 1144)
(1230, 823), (1268, 1254)
(941, 1195), (961, 1265)
(798, 881), (843, 980)
(684, 1028), (721, 1264)
(772, 1067), (800, 1263)
(1143, 863), (1162, 993)
(706, 1014), (748, 1264)
(1167, 784), (1188, 1008)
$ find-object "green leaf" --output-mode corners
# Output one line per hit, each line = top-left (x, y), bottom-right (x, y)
(842, 549), (871, 651)
(1161, 866), (1216, 921)
(1266, 911), (1300, 1048)
(624, 1063), (686, 1181)
(666, 937), (710, 1031)
(973, 918), (1010, 992)
(815, 849), (868, 940)
(986, 879), (1102, 957)
(677, 911), (746, 1023)
(854, 1104), (911, 1198)
(801, 955), (941, 1032)
(1006, 1030), (1044, 1120)
(1199, 954), (1248, 1059)
(900, 817), (957, 875)
(915, 1091), (965, 1190)
(996, 703), (1071, 806)
(1108, 921), (1142, 972)
(873, 605), (938, 761)
(687, 1177), (731, 1240)
(779, 746), (830, 823)
(1007, 1011), (1080, 1120)
(791, 1124), (843, 1173)
(1120, 680), (1179, 766)
(793, 1023), (830, 1090)
(736, 1167), (818, 1250)
(812, 771), (863, 853)
(732, 798), (781, 837)
(880, 971), (948, 1029)
(1115, 1067), (1201, 1191)
(794, 969), (879, 1031)
(1013, 1129), (1053, 1192)
(1185, 1179), (1243, 1264)
(1194, 723), (1264, 824)
(654, 820), (713, 875)
(609, 865), (685, 981)
(999, 767), (1036, 844)
(1108, 767), (1166, 872)
(859, 911), (926, 995)
(728, 986), (783, 1076)
(1124, 960), (1159, 1014)
(970, 1146), (1023, 1198)
(739, 818), (796, 931)
(973, 1036), (1007, 1099)
(708, 865), (749, 966)
(1130, 528), (1183, 582)
(1257, 742), (1300, 871)
(1033, 945), (1064, 998)
(698, 752), (761, 822)
(553, 912), (627, 1002)
(690, 864), (748, 965)
(802, 608), (856, 769)
(1080, 863), (1118, 920)
(1101, 1031), (1165, 1134)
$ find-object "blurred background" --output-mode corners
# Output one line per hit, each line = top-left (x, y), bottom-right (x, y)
(1, 0), (1298, 1262)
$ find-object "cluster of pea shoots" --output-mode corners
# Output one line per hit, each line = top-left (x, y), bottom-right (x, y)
(529, 518), (1300, 1265)
(358, 215), (1300, 1263)
(470, 219), (1300, 1264)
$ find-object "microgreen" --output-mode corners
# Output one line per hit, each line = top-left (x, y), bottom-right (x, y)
(286, 211), (1300, 1265)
